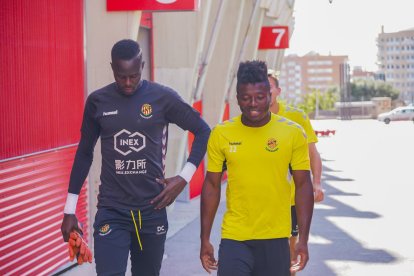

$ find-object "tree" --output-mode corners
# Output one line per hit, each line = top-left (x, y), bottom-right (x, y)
(350, 79), (399, 101)
(297, 87), (339, 114)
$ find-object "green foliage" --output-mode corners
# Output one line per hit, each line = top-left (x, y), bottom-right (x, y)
(350, 79), (399, 101)
(297, 87), (339, 114)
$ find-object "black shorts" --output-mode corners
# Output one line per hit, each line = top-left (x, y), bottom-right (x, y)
(93, 207), (168, 276)
(291, 206), (299, 237)
(218, 238), (290, 276)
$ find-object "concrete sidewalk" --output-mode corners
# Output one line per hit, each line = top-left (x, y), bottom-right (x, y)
(160, 187), (226, 276)
(61, 120), (414, 276)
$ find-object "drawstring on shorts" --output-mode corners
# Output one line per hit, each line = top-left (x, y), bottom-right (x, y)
(130, 210), (143, 251)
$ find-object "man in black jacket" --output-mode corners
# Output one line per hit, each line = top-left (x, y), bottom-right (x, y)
(61, 39), (210, 276)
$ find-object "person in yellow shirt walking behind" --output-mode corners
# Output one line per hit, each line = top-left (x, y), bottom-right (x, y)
(268, 69), (324, 275)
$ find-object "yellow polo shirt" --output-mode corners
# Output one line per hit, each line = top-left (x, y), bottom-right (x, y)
(207, 114), (310, 240)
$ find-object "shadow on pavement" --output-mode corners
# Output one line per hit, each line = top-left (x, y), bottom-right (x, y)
(302, 163), (396, 276)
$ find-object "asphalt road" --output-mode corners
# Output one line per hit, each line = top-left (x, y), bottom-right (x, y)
(161, 119), (414, 276)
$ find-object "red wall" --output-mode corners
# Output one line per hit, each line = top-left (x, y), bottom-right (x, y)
(0, 0), (85, 160)
(0, 147), (89, 275)
(0, 1), (86, 275)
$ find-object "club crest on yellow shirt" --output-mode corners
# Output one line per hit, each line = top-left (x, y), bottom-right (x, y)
(140, 104), (153, 119)
(266, 138), (279, 152)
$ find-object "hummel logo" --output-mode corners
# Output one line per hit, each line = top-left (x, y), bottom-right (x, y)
(103, 110), (118, 116)
(229, 142), (242, 145)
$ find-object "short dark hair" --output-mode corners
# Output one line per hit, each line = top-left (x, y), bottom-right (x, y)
(111, 39), (142, 61)
(236, 60), (270, 92)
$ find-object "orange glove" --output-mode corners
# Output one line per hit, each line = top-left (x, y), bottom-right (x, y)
(68, 231), (79, 262)
(67, 230), (93, 264)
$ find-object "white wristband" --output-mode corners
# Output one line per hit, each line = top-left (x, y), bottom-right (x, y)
(178, 162), (197, 183)
(63, 193), (79, 214)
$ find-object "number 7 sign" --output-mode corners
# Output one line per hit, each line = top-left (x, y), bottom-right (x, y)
(258, 26), (289, 49)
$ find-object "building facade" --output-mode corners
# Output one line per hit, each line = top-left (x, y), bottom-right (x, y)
(278, 52), (348, 104)
(351, 66), (375, 81)
(0, 0), (296, 274)
(377, 27), (414, 103)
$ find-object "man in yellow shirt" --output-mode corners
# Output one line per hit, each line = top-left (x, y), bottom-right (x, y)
(200, 61), (314, 275)
(267, 70), (324, 273)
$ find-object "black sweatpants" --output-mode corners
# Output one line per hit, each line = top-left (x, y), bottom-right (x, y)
(93, 208), (167, 276)
(218, 238), (290, 276)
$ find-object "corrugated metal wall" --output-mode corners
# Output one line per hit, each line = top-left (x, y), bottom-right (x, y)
(0, 0), (84, 159)
(0, 147), (89, 276)
(0, 0), (87, 275)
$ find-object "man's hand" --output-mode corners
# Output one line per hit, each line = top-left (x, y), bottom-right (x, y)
(313, 182), (324, 202)
(200, 240), (218, 274)
(151, 176), (187, 209)
(61, 214), (79, 242)
(290, 240), (309, 273)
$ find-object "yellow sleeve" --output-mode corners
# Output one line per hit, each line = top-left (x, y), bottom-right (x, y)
(300, 112), (318, 144)
(206, 127), (226, 172)
(290, 128), (310, 171)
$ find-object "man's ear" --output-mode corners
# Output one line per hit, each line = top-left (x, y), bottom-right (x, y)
(141, 61), (145, 70)
(275, 87), (282, 97)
